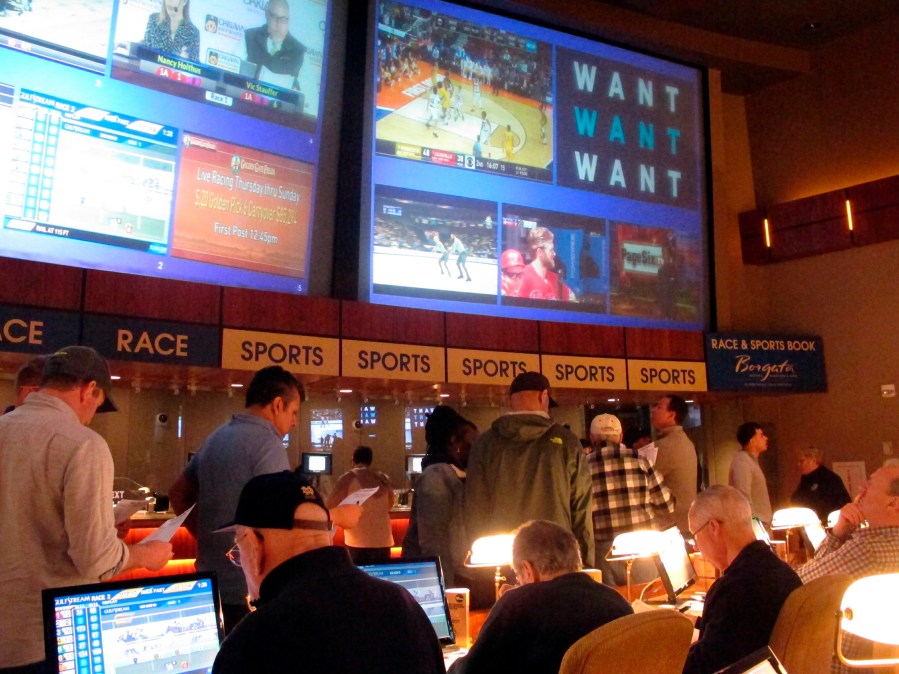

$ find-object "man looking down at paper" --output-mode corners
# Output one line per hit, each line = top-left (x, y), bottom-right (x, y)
(0, 346), (172, 672)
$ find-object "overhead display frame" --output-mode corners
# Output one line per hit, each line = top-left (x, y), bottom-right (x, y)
(359, 0), (710, 330)
(0, 0), (346, 296)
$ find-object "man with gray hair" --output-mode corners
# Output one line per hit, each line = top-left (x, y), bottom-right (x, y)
(683, 485), (800, 674)
(798, 463), (899, 583)
(448, 520), (631, 674)
(791, 444), (850, 521)
(587, 413), (674, 586)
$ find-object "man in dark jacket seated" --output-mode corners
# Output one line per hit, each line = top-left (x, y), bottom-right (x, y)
(683, 486), (801, 674)
(212, 471), (444, 674)
(448, 519), (632, 674)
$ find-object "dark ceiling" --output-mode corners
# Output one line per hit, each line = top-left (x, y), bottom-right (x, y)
(592, 0), (898, 49)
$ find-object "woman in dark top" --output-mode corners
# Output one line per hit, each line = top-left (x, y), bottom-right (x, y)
(143, 0), (200, 61)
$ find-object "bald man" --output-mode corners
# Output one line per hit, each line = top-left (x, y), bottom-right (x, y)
(212, 471), (442, 674)
(239, 0), (306, 90)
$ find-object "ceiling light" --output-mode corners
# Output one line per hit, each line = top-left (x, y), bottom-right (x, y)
(339, 389), (353, 394)
(110, 375), (121, 381)
(230, 383), (244, 388)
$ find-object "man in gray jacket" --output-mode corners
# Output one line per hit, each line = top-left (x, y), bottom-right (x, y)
(465, 372), (594, 566)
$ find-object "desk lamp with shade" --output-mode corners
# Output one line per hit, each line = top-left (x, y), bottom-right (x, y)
(771, 507), (819, 565)
(465, 534), (515, 602)
(605, 529), (664, 601)
(835, 572), (899, 668)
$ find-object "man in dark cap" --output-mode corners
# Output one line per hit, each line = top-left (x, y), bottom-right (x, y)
(211, 471), (444, 674)
(0, 346), (173, 672)
(464, 372), (594, 566)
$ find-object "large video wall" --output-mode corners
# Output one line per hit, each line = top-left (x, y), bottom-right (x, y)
(360, 0), (710, 329)
(0, 0), (342, 295)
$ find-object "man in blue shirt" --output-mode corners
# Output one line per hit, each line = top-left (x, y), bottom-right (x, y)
(170, 366), (301, 633)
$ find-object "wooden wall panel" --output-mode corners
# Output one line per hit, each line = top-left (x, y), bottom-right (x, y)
(0, 259), (83, 309)
(853, 205), (899, 247)
(446, 313), (538, 352)
(341, 301), (444, 345)
(769, 218), (851, 261)
(625, 328), (705, 361)
(223, 289), (340, 336)
(539, 322), (625, 357)
(84, 271), (220, 324)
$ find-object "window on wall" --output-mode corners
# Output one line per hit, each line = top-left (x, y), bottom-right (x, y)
(311, 408), (343, 449)
(404, 406), (432, 451)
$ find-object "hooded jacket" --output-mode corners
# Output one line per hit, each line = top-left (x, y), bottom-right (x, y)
(464, 413), (594, 566)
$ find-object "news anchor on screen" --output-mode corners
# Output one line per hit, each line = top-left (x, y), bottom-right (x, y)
(236, 0), (306, 91)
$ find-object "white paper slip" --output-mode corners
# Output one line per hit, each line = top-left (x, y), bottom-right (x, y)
(338, 487), (379, 507)
(141, 505), (194, 543)
(638, 442), (659, 467)
(113, 499), (148, 525)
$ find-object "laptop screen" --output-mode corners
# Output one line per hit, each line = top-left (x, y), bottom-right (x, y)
(357, 557), (456, 646)
(42, 572), (223, 674)
(654, 527), (698, 603)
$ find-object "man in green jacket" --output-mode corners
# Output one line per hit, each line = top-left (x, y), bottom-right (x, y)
(465, 372), (594, 566)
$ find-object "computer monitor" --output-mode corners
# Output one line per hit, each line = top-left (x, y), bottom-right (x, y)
(301, 452), (332, 475)
(751, 516), (779, 555)
(357, 557), (456, 647)
(406, 454), (425, 475)
(715, 646), (789, 674)
(653, 526), (698, 604)
(800, 522), (827, 556)
(43, 572), (223, 674)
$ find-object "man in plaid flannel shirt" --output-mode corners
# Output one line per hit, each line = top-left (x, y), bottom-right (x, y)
(588, 413), (675, 586)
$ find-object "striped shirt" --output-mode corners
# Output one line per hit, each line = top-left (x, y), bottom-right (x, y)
(588, 443), (675, 540)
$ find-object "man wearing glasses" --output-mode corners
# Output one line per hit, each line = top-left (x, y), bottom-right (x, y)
(683, 486), (800, 674)
(212, 471), (444, 674)
(238, 0), (306, 91)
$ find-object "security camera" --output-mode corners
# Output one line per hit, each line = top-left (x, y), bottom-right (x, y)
(154, 413), (169, 444)
(156, 413), (169, 426)
(352, 419), (363, 430)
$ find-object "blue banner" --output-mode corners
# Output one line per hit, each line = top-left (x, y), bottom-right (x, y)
(0, 305), (80, 354)
(82, 315), (220, 367)
(706, 333), (826, 392)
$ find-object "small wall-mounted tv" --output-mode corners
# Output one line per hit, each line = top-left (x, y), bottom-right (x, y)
(406, 454), (425, 474)
(301, 451), (333, 475)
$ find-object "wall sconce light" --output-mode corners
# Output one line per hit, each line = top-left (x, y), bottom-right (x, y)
(763, 218), (772, 248)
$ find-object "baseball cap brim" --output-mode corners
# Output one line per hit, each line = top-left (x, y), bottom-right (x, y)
(97, 391), (118, 413)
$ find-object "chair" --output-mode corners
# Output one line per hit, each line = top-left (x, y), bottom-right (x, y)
(769, 574), (853, 674)
(559, 610), (694, 674)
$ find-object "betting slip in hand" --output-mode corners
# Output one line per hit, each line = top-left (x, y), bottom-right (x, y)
(141, 505), (194, 543)
(338, 487), (379, 507)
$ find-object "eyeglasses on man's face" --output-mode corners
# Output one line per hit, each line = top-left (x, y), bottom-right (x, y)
(226, 530), (259, 568)
(689, 518), (715, 539)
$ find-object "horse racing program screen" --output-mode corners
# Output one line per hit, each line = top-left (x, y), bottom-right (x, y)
(360, 0), (710, 329)
(0, 0), (345, 296)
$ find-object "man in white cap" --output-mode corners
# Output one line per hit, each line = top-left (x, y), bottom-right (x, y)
(0, 346), (173, 673)
(465, 372), (594, 566)
(588, 413), (674, 586)
(212, 471), (443, 674)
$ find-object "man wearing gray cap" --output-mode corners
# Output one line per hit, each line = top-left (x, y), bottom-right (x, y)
(212, 471), (444, 674)
(0, 346), (172, 673)
(465, 372), (594, 566)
